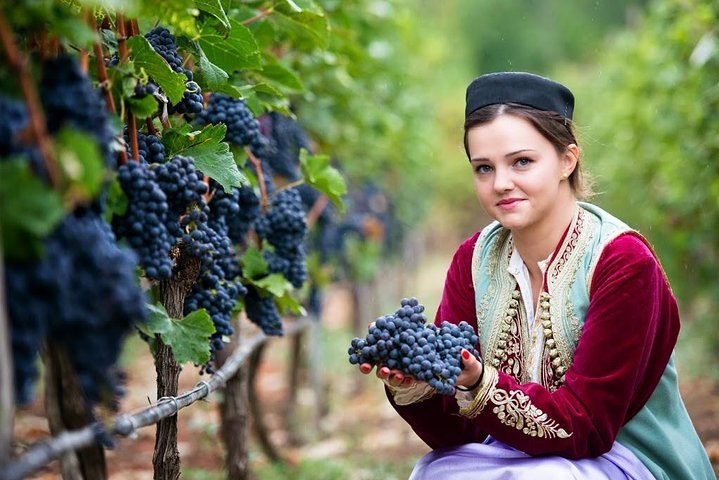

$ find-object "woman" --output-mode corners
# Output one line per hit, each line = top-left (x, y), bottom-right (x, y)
(361, 72), (715, 479)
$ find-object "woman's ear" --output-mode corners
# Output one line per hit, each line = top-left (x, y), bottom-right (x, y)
(562, 144), (580, 178)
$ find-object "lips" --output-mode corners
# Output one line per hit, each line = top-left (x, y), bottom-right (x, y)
(496, 198), (524, 208)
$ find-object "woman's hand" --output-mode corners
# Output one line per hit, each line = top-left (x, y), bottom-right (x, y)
(359, 363), (414, 388)
(456, 348), (483, 390)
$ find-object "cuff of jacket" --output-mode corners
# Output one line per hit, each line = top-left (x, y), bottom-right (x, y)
(456, 365), (499, 418)
(386, 381), (436, 406)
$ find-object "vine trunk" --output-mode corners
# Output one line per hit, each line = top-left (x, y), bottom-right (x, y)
(153, 249), (200, 480)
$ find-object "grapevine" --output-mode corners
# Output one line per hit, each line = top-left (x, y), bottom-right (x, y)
(6, 210), (147, 405)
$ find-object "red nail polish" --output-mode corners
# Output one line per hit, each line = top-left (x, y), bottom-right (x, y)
(360, 364), (372, 374)
(462, 350), (470, 360)
(379, 367), (390, 377)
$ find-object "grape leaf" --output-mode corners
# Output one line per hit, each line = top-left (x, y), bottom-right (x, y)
(127, 95), (158, 119)
(126, 35), (186, 104)
(198, 18), (261, 73)
(194, 0), (230, 31)
(274, 0), (329, 49)
(139, 304), (215, 365)
(54, 128), (105, 204)
(251, 273), (293, 297)
(162, 124), (248, 191)
(104, 173), (128, 223)
(259, 54), (304, 92)
(241, 247), (269, 279)
(299, 149), (346, 212)
(195, 45), (230, 90)
(275, 291), (306, 316)
(0, 160), (65, 261)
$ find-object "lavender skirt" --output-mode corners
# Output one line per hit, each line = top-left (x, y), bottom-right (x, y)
(409, 437), (654, 480)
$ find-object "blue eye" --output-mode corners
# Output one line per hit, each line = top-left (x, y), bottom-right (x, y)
(515, 157), (532, 167)
(474, 164), (492, 174)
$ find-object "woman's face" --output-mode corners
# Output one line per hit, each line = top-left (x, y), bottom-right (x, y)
(466, 114), (577, 234)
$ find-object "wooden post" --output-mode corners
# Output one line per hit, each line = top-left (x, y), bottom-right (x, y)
(247, 344), (282, 462)
(216, 320), (253, 480)
(285, 329), (304, 445)
(0, 243), (14, 464)
(43, 346), (106, 480)
(153, 250), (200, 480)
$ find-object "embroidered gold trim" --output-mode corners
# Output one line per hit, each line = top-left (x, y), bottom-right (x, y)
(490, 388), (572, 439)
(457, 365), (499, 419)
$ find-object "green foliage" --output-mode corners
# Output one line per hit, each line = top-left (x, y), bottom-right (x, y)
(126, 35), (187, 104)
(290, 0), (439, 228)
(299, 149), (346, 212)
(0, 160), (65, 260)
(576, 0), (719, 355)
(453, 0), (651, 74)
(53, 128), (106, 202)
(138, 304), (216, 365)
(162, 124), (248, 191)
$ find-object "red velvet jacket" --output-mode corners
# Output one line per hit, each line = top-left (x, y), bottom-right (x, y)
(387, 231), (679, 458)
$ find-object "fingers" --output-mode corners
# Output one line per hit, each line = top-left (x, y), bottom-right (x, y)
(359, 363), (373, 375)
(376, 366), (413, 387)
(456, 348), (483, 389)
(460, 348), (475, 368)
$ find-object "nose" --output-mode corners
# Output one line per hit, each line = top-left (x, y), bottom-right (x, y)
(493, 166), (514, 192)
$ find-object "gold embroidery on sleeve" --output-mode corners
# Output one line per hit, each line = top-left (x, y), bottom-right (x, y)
(457, 365), (499, 418)
(490, 388), (572, 439)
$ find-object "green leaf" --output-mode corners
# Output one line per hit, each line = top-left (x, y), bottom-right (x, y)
(274, 0), (329, 49)
(259, 55), (304, 92)
(252, 273), (293, 297)
(241, 247), (268, 278)
(138, 303), (174, 337)
(165, 310), (216, 365)
(195, 45), (230, 90)
(138, 304), (216, 365)
(163, 124), (248, 191)
(48, 15), (97, 49)
(198, 18), (261, 73)
(0, 160), (65, 261)
(127, 95), (159, 119)
(126, 35), (186, 104)
(275, 291), (306, 316)
(104, 173), (128, 223)
(299, 150), (347, 212)
(54, 128), (105, 203)
(194, 0), (230, 31)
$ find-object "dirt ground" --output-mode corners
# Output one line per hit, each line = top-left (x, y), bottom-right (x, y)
(10, 282), (719, 479)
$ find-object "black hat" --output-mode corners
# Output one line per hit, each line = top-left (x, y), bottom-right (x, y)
(465, 72), (574, 120)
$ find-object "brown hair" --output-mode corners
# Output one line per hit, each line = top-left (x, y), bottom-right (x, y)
(463, 103), (593, 199)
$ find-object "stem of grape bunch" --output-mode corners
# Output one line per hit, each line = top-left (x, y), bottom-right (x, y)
(245, 146), (269, 212)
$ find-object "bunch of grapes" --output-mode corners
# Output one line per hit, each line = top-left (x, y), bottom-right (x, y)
(348, 298), (480, 395)
(112, 161), (175, 280)
(262, 112), (312, 180)
(0, 96), (44, 175)
(40, 54), (116, 168)
(0, 96), (29, 155)
(244, 286), (283, 336)
(207, 180), (261, 245)
(154, 155), (208, 219)
(182, 205), (246, 364)
(254, 188), (308, 288)
(124, 130), (166, 164)
(6, 210), (147, 406)
(197, 94), (268, 155)
(145, 26), (203, 116)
